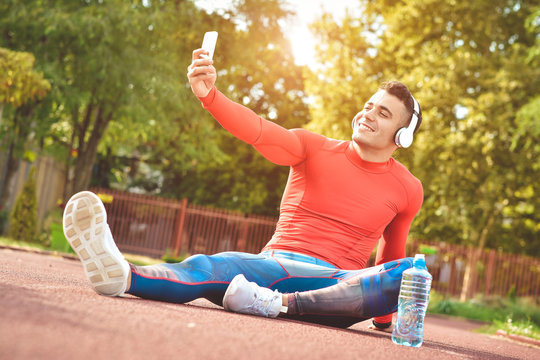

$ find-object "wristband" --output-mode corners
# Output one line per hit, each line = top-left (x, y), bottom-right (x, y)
(372, 319), (392, 329)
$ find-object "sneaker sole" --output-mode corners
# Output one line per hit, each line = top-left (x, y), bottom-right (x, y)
(63, 191), (128, 296)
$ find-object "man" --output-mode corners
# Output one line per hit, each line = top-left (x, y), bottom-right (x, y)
(62, 47), (423, 330)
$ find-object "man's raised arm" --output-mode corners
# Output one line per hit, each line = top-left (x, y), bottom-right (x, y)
(187, 48), (304, 166)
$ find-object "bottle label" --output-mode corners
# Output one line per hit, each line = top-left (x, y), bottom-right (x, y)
(394, 298), (419, 336)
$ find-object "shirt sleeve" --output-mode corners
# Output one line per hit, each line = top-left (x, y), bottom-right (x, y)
(199, 87), (305, 166)
(373, 178), (424, 324)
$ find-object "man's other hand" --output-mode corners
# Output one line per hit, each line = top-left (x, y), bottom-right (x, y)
(368, 321), (394, 333)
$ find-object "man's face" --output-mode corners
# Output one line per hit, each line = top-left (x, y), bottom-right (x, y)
(351, 90), (409, 152)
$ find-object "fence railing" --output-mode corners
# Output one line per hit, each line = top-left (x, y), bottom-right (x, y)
(404, 240), (540, 298)
(92, 187), (276, 259)
(91, 187), (540, 299)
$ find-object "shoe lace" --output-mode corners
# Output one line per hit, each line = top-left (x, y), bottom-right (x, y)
(250, 290), (280, 316)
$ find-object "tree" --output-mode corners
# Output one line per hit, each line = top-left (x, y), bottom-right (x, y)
(304, 10), (379, 140)
(0, 47), (50, 208)
(0, 48), (50, 126)
(144, 0), (310, 216)
(9, 166), (38, 243)
(0, 0), (223, 203)
(303, 0), (539, 299)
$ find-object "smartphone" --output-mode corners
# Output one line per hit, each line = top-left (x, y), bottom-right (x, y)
(201, 31), (218, 60)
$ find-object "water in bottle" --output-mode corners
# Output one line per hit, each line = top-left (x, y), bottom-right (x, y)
(392, 254), (432, 347)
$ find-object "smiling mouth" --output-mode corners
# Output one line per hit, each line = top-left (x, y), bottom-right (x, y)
(359, 123), (375, 132)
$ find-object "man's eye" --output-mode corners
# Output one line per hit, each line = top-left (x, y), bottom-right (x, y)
(380, 112), (388, 117)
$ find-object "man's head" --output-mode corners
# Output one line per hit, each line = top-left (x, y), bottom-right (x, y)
(351, 81), (422, 160)
(378, 81), (422, 134)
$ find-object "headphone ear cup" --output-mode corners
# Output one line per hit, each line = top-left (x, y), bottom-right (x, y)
(395, 127), (414, 148)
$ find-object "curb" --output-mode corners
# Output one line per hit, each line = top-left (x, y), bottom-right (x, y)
(0, 244), (79, 261)
(496, 329), (540, 348)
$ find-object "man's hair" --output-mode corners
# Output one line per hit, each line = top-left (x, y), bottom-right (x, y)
(379, 81), (422, 133)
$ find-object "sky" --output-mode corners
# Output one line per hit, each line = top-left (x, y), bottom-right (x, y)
(192, 0), (360, 67)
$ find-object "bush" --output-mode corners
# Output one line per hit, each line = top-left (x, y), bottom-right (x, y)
(9, 167), (39, 244)
(161, 248), (190, 263)
(428, 291), (540, 328)
(49, 222), (73, 253)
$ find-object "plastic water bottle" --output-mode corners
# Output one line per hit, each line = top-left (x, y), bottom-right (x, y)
(392, 254), (432, 347)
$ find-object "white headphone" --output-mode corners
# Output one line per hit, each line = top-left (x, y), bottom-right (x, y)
(394, 95), (420, 148)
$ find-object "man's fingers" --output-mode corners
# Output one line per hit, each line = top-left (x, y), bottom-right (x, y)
(192, 48), (210, 60)
(187, 64), (216, 78)
(187, 58), (214, 73)
(188, 73), (216, 83)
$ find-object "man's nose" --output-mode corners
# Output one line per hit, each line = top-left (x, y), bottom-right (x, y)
(364, 108), (376, 121)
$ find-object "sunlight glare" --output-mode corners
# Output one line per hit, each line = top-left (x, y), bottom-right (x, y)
(289, 27), (317, 67)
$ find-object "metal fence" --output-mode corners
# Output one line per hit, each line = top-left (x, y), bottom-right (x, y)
(404, 240), (540, 298)
(92, 187), (276, 259)
(92, 187), (540, 299)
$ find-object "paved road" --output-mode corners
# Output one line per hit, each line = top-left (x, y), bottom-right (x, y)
(1, 248), (539, 360)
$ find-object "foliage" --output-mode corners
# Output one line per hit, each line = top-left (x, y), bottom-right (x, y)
(0, 0), (538, 255)
(0, 46), (51, 208)
(305, 10), (379, 139)
(304, 0), (540, 258)
(0, 47), (50, 110)
(155, 0), (310, 215)
(0, 0), (306, 216)
(0, 0), (223, 200)
(161, 248), (190, 264)
(9, 166), (38, 244)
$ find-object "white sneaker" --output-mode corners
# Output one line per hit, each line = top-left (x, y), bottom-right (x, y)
(223, 274), (282, 318)
(63, 191), (130, 296)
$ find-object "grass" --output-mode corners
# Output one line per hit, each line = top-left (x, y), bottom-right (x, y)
(0, 235), (163, 266)
(486, 318), (540, 341)
(428, 290), (540, 341)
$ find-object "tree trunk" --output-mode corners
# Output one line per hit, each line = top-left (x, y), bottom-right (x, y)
(0, 105), (34, 211)
(460, 211), (497, 301)
(64, 104), (113, 199)
(0, 104), (4, 129)
(62, 105), (79, 203)
(0, 140), (20, 210)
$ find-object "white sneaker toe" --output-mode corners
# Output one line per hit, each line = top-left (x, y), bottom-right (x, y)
(223, 274), (282, 318)
(63, 191), (129, 296)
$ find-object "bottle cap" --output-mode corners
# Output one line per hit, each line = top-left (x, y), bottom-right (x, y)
(413, 254), (426, 268)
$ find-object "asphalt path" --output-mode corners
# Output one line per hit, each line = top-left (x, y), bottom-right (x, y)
(1, 248), (539, 360)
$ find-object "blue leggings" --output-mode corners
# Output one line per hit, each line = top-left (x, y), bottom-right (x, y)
(128, 250), (412, 327)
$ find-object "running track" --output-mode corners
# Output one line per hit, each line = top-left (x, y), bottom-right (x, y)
(1, 248), (539, 360)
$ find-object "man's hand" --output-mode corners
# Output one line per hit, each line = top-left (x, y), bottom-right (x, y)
(187, 48), (217, 98)
(368, 321), (394, 333)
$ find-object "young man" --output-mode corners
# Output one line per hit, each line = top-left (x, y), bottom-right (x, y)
(62, 47), (423, 330)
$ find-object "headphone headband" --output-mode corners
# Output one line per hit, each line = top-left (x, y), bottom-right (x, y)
(394, 95), (420, 148)
(409, 95), (420, 133)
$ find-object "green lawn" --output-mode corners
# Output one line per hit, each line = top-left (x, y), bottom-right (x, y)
(428, 290), (540, 340)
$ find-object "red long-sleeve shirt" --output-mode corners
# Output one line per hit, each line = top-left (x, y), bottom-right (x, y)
(200, 87), (423, 323)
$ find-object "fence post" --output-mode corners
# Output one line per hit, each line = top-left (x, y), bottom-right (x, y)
(236, 220), (249, 252)
(483, 249), (496, 297)
(172, 198), (188, 257)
